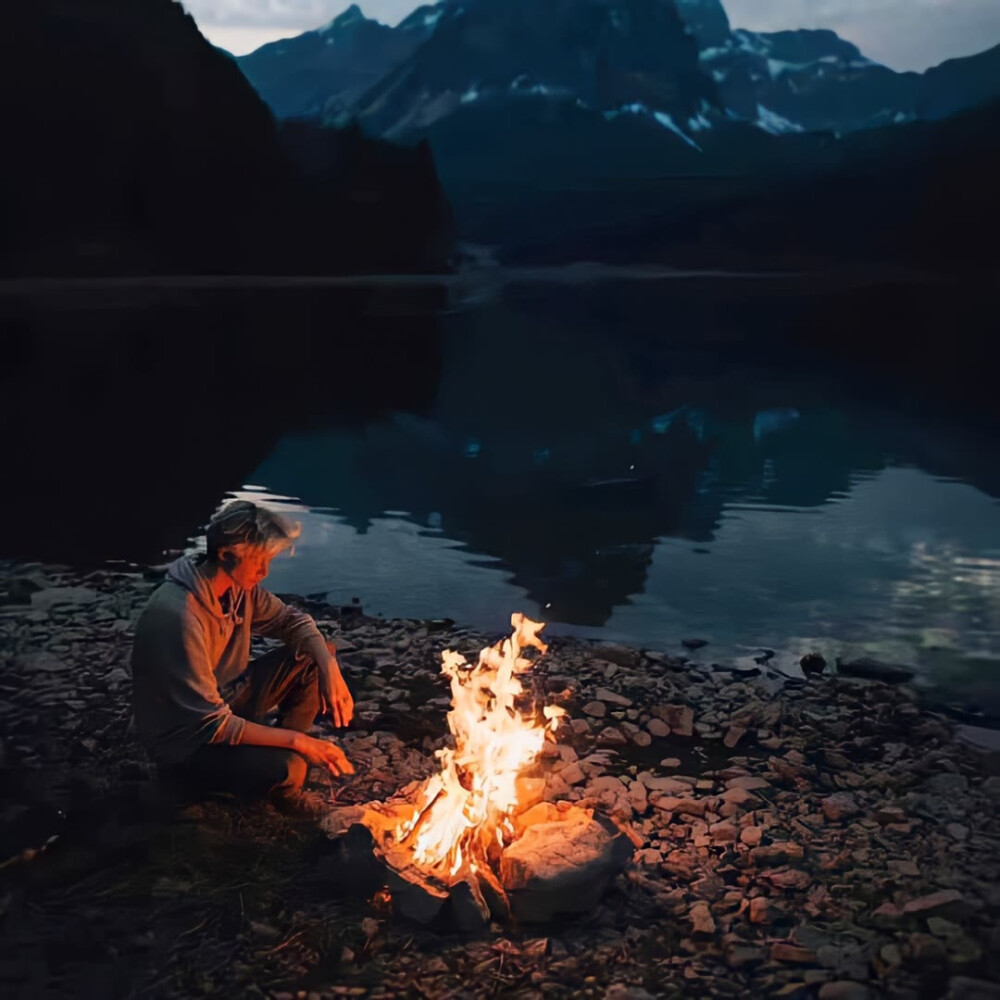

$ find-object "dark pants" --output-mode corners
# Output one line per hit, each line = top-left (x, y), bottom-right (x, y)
(161, 645), (324, 805)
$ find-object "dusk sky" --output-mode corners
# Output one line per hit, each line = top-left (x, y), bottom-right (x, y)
(185, 0), (1000, 70)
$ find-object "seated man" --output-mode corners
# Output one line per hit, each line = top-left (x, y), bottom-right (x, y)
(131, 500), (354, 815)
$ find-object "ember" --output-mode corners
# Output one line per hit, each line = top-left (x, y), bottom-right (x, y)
(324, 614), (633, 926)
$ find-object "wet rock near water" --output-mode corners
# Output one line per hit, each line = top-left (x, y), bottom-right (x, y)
(1, 558), (999, 999)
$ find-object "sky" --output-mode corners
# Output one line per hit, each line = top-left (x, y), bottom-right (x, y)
(184, 0), (1000, 71)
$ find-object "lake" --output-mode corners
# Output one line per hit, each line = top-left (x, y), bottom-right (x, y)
(3, 273), (999, 720)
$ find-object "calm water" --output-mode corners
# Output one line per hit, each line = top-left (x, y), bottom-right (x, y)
(4, 275), (998, 719)
(210, 279), (1000, 719)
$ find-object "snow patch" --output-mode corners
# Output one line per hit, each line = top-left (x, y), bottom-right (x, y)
(460, 85), (480, 104)
(654, 112), (703, 151)
(755, 104), (804, 135)
(711, 68), (728, 83)
(687, 113), (713, 132)
(423, 9), (444, 28)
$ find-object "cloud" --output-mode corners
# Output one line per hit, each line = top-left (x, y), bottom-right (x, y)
(179, 0), (417, 29)
(182, 0), (1000, 69)
(724, 0), (1000, 70)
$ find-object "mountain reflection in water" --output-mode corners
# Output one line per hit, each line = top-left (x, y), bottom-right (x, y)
(235, 282), (1000, 718)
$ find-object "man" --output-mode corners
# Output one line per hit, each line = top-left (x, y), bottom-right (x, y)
(132, 500), (355, 815)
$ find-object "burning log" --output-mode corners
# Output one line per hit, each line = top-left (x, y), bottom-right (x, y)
(320, 615), (633, 928)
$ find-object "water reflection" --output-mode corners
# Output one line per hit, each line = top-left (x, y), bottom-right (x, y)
(246, 417), (1000, 716)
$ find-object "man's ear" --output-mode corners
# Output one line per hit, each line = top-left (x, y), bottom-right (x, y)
(218, 546), (239, 571)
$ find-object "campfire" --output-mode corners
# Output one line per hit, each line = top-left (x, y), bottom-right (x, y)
(323, 614), (633, 927)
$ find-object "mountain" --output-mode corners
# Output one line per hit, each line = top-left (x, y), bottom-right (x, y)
(333, 0), (716, 139)
(696, 27), (918, 132)
(504, 99), (1000, 272)
(235, 0), (1000, 180)
(917, 43), (1000, 121)
(678, 0), (1000, 133)
(236, 4), (439, 120)
(0, 0), (454, 276)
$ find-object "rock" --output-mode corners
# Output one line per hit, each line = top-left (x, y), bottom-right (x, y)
(750, 844), (804, 867)
(689, 900), (716, 936)
(764, 868), (813, 891)
(721, 786), (759, 806)
(604, 985), (655, 1000)
(902, 890), (973, 921)
(559, 762), (586, 786)
(650, 795), (705, 817)
(583, 701), (607, 718)
(750, 896), (778, 924)
(570, 718), (591, 736)
(628, 780), (648, 815)
(724, 725), (747, 748)
(595, 687), (632, 707)
(946, 823), (969, 842)
(836, 657), (915, 683)
(710, 822), (738, 843)
(631, 730), (652, 748)
(928, 917), (963, 938)
(740, 826), (763, 847)
(514, 777), (546, 813)
(106, 667), (130, 687)
(873, 805), (906, 825)
(646, 718), (670, 738)
(946, 977), (1000, 999)
(544, 773), (572, 801)
(30, 586), (100, 610)
(597, 727), (628, 747)
(500, 812), (633, 922)
(638, 774), (691, 795)
(726, 775), (770, 791)
(654, 704), (695, 737)
(681, 638), (708, 650)
(771, 943), (817, 964)
(635, 848), (662, 866)
(594, 644), (640, 669)
(800, 654), (827, 677)
(448, 876), (491, 931)
(926, 773), (969, 795)
(981, 777), (1000, 802)
(818, 984), (871, 1000)
(871, 902), (905, 929)
(659, 757), (681, 768)
(907, 932), (948, 966)
(821, 793), (860, 822)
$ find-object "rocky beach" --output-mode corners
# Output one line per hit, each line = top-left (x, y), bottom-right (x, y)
(1, 560), (999, 1000)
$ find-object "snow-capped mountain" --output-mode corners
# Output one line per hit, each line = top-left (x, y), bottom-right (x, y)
(238, 0), (1000, 150)
(328, 0), (716, 140)
(236, 4), (439, 119)
(678, 0), (999, 134)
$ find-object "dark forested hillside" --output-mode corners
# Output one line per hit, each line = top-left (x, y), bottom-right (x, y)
(0, 0), (455, 276)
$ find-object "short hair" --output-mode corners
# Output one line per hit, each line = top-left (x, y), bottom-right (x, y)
(205, 500), (301, 561)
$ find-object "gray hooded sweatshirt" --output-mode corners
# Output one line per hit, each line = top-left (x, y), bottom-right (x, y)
(131, 555), (329, 764)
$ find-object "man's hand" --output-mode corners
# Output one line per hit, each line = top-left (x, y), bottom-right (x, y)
(319, 657), (355, 728)
(294, 734), (354, 777)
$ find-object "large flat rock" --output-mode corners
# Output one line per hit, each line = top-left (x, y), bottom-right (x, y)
(499, 808), (633, 922)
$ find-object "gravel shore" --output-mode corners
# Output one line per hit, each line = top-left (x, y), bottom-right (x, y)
(1, 561), (998, 999)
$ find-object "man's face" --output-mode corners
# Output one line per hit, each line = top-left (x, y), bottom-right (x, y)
(223, 544), (273, 590)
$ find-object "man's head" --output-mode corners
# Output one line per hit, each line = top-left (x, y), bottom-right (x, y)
(205, 500), (301, 590)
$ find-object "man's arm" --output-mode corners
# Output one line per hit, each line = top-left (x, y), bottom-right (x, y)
(250, 588), (354, 727)
(239, 720), (353, 776)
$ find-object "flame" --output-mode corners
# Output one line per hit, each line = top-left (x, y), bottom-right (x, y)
(394, 613), (565, 876)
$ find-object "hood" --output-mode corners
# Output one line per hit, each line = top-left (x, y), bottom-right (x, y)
(166, 555), (237, 622)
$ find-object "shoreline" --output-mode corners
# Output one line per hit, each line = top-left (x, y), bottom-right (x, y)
(2, 560), (999, 998)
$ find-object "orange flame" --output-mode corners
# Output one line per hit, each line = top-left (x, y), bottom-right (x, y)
(394, 613), (565, 877)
